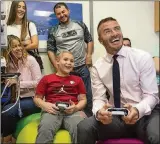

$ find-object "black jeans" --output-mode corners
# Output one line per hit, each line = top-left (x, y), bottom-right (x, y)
(77, 105), (160, 144)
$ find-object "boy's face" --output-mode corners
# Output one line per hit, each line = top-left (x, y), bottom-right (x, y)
(57, 53), (74, 75)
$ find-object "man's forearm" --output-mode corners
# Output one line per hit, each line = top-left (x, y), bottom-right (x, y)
(86, 41), (94, 55)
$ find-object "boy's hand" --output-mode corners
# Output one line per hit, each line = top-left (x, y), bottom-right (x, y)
(42, 102), (59, 114)
(65, 100), (76, 114)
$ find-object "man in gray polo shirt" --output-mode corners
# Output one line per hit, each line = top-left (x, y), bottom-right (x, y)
(47, 2), (94, 117)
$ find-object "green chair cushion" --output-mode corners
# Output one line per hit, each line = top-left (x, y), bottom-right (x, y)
(16, 120), (71, 143)
(13, 113), (41, 138)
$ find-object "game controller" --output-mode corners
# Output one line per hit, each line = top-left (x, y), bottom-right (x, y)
(107, 108), (129, 116)
(56, 101), (70, 111)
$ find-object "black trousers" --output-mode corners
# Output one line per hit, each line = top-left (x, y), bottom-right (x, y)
(77, 105), (160, 144)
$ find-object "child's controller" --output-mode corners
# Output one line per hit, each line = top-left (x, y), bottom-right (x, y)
(56, 101), (70, 111)
(107, 108), (129, 116)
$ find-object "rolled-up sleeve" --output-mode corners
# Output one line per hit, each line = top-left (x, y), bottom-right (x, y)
(134, 53), (159, 119)
(91, 66), (108, 116)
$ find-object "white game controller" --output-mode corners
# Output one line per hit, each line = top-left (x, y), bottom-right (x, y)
(56, 101), (70, 111)
(107, 108), (129, 116)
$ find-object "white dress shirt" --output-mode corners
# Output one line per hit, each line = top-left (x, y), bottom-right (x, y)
(91, 46), (159, 119)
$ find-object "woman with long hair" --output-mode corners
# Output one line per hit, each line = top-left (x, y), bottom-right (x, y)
(1, 35), (42, 143)
(7, 1), (38, 51)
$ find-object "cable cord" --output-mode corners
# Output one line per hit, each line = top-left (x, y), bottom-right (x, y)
(8, 52), (32, 93)
(1, 80), (10, 98)
(1, 50), (32, 115)
(1, 78), (20, 114)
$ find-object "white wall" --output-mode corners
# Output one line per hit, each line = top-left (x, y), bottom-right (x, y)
(92, 1), (159, 64)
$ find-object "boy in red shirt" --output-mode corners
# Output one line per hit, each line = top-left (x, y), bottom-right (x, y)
(34, 51), (87, 143)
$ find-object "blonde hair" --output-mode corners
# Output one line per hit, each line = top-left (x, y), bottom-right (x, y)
(56, 51), (74, 61)
(7, 1), (28, 41)
(3, 35), (28, 70)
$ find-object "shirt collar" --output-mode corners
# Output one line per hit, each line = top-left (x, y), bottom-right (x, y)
(59, 19), (72, 28)
(117, 46), (127, 58)
(104, 46), (127, 63)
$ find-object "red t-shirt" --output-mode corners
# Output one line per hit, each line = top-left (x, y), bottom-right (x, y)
(35, 74), (86, 104)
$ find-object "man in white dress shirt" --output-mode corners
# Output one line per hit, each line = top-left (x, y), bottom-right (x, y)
(77, 17), (160, 144)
